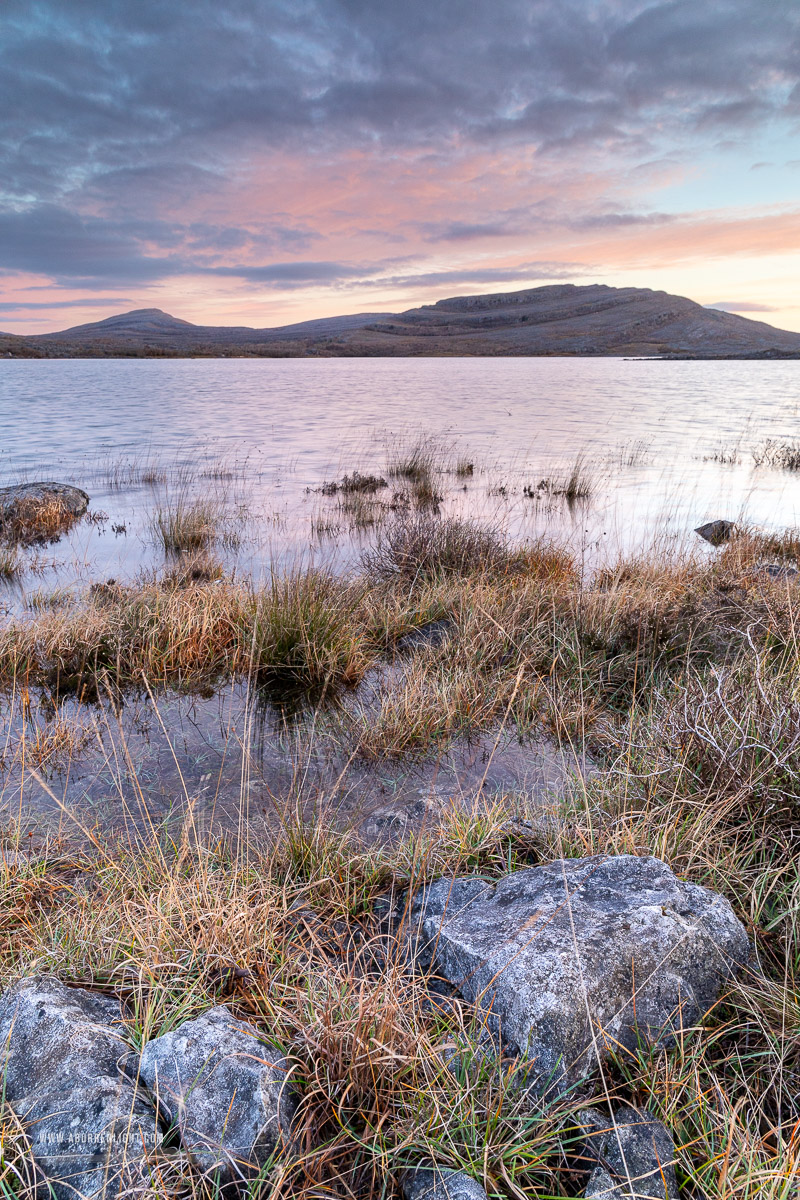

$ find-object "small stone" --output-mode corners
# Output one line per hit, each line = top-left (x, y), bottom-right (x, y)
(400, 1167), (489, 1200)
(694, 519), (734, 546)
(395, 618), (455, 653)
(0, 976), (161, 1199)
(584, 1107), (679, 1200)
(139, 1005), (294, 1193)
(754, 563), (798, 582)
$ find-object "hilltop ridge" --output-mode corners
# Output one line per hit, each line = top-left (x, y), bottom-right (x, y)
(2, 283), (799, 358)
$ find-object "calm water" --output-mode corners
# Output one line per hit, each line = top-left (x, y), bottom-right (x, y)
(1, 356), (800, 598)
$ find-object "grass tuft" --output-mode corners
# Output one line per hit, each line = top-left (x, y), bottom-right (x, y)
(753, 439), (800, 471)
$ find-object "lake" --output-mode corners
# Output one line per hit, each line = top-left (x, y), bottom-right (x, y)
(2, 356), (800, 601)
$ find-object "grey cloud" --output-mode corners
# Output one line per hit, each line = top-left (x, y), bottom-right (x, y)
(706, 301), (778, 311)
(203, 261), (367, 284)
(571, 211), (677, 230)
(420, 221), (524, 242)
(0, 298), (131, 311)
(0, 204), (323, 285)
(0, 206), (185, 284)
(1, 1), (799, 287)
(2, 1), (798, 197)
(358, 263), (587, 290)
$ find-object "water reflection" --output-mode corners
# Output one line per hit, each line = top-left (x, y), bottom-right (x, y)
(0, 680), (592, 843)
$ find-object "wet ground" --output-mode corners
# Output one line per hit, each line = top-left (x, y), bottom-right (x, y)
(0, 678), (592, 845)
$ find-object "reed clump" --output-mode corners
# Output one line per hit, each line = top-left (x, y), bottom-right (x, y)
(753, 439), (800, 471)
(0, 569), (375, 700)
(149, 494), (233, 553)
(320, 471), (388, 496)
(0, 494), (82, 545)
(0, 546), (21, 579)
(385, 435), (445, 484)
(363, 515), (568, 583)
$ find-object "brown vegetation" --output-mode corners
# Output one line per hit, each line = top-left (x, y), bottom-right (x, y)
(1, 510), (800, 1196)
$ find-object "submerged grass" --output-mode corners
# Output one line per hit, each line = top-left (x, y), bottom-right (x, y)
(149, 494), (235, 553)
(753, 439), (800, 471)
(0, 546), (20, 579)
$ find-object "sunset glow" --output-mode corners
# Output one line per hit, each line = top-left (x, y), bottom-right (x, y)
(3, 1), (800, 334)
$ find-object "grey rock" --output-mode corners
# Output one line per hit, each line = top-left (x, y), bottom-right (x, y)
(407, 855), (750, 1092)
(694, 519), (734, 546)
(395, 618), (455, 653)
(139, 1005), (294, 1192)
(0, 482), (89, 541)
(0, 975), (161, 1199)
(406, 876), (494, 972)
(753, 563), (798, 582)
(361, 795), (448, 841)
(400, 1167), (488, 1200)
(575, 1106), (616, 1164)
(584, 1107), (679, 1199)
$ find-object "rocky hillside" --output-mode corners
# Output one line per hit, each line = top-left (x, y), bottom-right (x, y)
(3, 284), (800, 357)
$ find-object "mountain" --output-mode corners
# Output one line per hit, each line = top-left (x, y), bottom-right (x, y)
(3, 284), (799, 358)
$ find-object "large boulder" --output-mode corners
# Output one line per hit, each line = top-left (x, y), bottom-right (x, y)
(0, 976), (161, 1199)
(407, 855), (750, 1092)
(0, 481), (89, 542)
(139, 1005), (295, 1193)
(582, 1107), (679, 1199)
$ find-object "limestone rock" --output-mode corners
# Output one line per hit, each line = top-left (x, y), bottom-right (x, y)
(0, 975), (161, 1199)
(583, 1107), (679, 1199)
(400, 1167), (489, 1200)
(407, 855), (750, 1091)
(139, 1005), (294, 1192)
(694, 519), (734, 546)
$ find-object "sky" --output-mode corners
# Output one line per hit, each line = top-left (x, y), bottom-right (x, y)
(2, 0), (800, 335)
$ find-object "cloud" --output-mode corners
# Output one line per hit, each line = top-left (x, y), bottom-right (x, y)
(358, 263), (587, 290)
(571, 211), (677, 230)
(0, 297), (131, 312)
(705, 300), (778, 312)
(3, 1), (799, 204)
(203, 261), (367, 284)
(2, 0), (800, 312)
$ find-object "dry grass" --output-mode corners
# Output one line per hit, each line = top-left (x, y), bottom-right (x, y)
(386, 435), (446, 484)
(0, 771), (798, 1198)
(753, 440), (800, 471)
(2, 511), (800, 1195)
(14, 713), (93, 772)
(524, 456), (597, 504)
(0, 495), (83, 546)
(0, 547), (21, 579)
(363, 515), (572, 585)
(149, 493), (237, 553)
(338, 492), (389, 530)
(0, 569), (376, 702)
